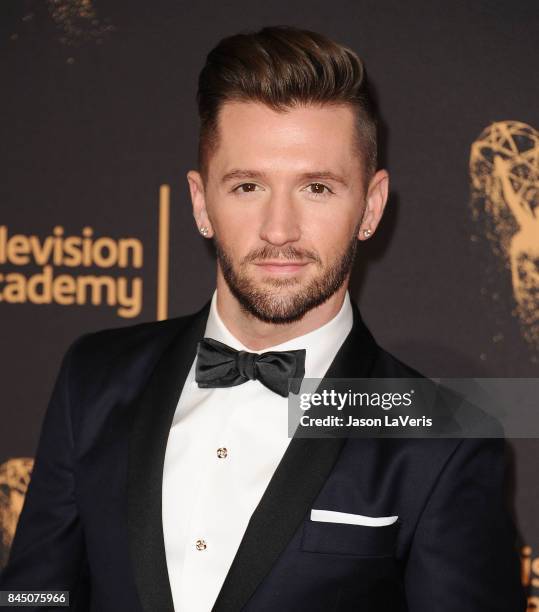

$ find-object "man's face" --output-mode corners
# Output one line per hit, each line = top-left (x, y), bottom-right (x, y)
(188, 101), (387, 324)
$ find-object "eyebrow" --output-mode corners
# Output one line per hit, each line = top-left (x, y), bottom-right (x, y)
(220, 169), (349, 187)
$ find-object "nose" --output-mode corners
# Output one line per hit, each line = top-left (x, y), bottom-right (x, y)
(258, 192), (301, 246)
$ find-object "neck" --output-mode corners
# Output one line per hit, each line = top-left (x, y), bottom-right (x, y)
(215, 274), (348, 351)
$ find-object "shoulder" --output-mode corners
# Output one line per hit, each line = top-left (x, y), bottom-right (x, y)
(69, 314), (190, 369)
(370, 344), (425, 379)
(61, 309), (200, 409)
(359, 341), (505, 465)
(72, 314), (190, 360)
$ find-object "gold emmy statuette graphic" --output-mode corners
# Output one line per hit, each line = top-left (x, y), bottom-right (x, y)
(470, 121), (539, 353)
(0, 458), (34, 568)
(46, 0), (114, 47)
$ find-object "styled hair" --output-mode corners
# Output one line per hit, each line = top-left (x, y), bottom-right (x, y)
(196, 25), (378, 184)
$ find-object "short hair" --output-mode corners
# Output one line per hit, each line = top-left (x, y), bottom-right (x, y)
(196, 25), (378, 185)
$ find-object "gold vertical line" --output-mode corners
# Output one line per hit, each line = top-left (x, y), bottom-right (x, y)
(157, 184), (170, 321)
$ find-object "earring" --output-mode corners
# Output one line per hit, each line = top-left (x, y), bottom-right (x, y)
(363, 228), (372, 238)
(199, 226), (209, 236)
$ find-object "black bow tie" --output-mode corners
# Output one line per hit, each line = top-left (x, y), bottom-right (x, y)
(195, 337), (306, 398)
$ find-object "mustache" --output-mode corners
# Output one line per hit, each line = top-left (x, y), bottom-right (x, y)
(242, 245), (321, 265)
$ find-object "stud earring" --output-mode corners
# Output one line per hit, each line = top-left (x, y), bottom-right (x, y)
(199, 226), (209, 237)
(363, 228), (372, 238)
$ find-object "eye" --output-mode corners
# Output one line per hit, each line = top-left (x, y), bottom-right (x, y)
(305, 183), (333, 196)
(232, 183), (261, 194)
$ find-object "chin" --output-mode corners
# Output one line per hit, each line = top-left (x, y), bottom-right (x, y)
(257, 276), (303, 289)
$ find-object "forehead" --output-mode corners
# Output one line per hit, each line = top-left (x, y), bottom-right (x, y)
(212, 101), (359, 173)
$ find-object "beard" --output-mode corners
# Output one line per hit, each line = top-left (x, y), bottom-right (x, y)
(213, 221), (360, 324)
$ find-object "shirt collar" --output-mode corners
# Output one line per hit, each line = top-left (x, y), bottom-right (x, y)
(203, 289), (354, 380)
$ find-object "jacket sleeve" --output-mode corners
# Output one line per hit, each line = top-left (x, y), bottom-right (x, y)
(404, 437), (526, 611)
(0, 337), (90, 611)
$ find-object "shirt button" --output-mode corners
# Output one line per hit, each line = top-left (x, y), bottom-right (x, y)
(195, 539), (207, 551)
(217, 447), (228, 458)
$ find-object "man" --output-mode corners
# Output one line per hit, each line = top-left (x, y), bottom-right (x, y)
(0, 25), (525, 612)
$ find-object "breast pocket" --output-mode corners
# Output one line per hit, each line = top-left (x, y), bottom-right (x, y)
(301, 512), (400, 557)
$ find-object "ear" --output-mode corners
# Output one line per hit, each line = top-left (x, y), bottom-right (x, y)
(186, 169), (214, 238)
(358, 169), (389, 240)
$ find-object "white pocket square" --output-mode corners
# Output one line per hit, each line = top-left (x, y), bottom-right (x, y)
(310, 509), (398, 527)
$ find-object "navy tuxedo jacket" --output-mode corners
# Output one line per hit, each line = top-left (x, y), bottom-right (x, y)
(0, 298), (526, 611)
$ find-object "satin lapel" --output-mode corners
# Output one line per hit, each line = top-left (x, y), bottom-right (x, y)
(212, 301), (378, 612)
(127, 300), (211, 612)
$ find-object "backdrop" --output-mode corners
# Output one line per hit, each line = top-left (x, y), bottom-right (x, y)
(1, 0), (538, 605)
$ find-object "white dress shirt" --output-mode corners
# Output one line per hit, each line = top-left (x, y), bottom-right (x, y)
(162, 289), (353, 612)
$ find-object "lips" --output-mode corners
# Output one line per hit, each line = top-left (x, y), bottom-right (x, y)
(254, 261), (310, 273)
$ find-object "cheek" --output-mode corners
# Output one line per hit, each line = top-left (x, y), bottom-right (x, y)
(212, 204), (276, 259)
(303, 214), (357, 252)
(212, 217), (259, 261)
(214, 216), (243, 239)
(210, 198), (259, 233)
